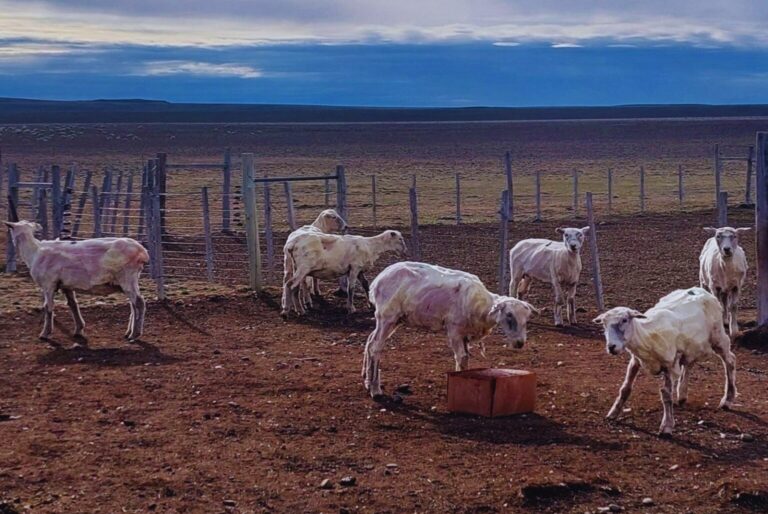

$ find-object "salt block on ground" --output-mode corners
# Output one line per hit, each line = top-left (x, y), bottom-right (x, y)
(446, 368), (536, 417)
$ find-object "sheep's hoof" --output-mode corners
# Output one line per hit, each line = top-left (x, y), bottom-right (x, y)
(676, 398), (687, 407)
(39, 334), (52, 341)
(371, 393), (387, 402)
(718, 400), (733, 411)
(658, 428), (674, 439)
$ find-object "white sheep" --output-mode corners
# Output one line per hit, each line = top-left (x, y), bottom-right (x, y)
(5, 220), (149, 341)
(281, 209), (347, 314)
(593, 287), (737, 437)
(509, 227), (590, 326)
(363, 261), (539, 398)
(699, 226), (750, 336)
(284, 229), (407, 316)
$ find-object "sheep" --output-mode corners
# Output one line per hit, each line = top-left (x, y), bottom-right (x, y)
(4, 220), (150, 341)
(281, 209), (348, 314)
(362, 261), (539, 398)
(593, 287), (737, 437)
(509, 226), (590, 326)
(284, 229), (407, 316)
(699, 226), (750, 337)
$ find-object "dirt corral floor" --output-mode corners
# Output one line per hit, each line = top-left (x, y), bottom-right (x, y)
(2, 212), (768, 513)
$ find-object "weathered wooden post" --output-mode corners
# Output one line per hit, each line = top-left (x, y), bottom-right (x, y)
(535, 169), (542, 222)
(37, 189), (49, 239)
(110, 170), (123, 235)
(143, 161), (155, 276)
(122, 172), (134, 236)
(263, 181), (274, 272)
(284, 181), (297, 230)
(99, 169), (112, 235)
(72, 170), (92, 238)
(242, 153), (262, 292)
(504, 151), (514, 220)
(756, 133), (768, 323)
(585, 192), (604, 311)
(572, 169), (579, 217)
(222, 147), (232, 231)
(51, 165), (62, 238)
(91, 185), (102, 238)
(746, 145), (755, 205)
(156, 153), (167, 234)
(4, 164), (19, 273)
(718, 191), (728, 227)
(150, 176), (165, 300)
(678, 164), (684, 207)
(607, 169), (613, 215)
(455, 172), (462, 225)
(138, 163), (148, 239)
(324, 177), (330, 207)
(31, 166), (44, 219)
(497, 190), (510, 295)
(202, 187), (214, 281)
(371, 174), (377, 228)
(714, 144), (721, 209)
(336, 165), (347, 223)
(640, 166), (646, 213)
(409, 183), (421, 261)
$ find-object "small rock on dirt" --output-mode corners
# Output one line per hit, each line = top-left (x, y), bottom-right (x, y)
(395, 384), (413, 395)
(319, 478), (333, 489)
(641, 497), (654, 506)
(223, 499), (236, 507)
(741, 433), (755, 442)
(339, 476), (356, 487)
(669, 464), (679, 471)
(608, 504), (623, 512)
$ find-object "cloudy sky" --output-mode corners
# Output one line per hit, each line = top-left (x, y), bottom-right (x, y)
(1, 0), (767, 106)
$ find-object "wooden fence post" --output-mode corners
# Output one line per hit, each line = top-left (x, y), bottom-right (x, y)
(156, 153), (167, 234)
(99, 169), (112, 235)
(110, 170), (123, 235)
(535, 170), (542, 222)
(718, 191), (728, 227)
(572, 169), (579, 217)
(123, 172), (134, 236)
(91, 185), (102, 238)
(222, 147), (232, 231)
(746, 145), (755, 205)
(138, 163), (149, 239)
(31, 166), (43, 219)
(497, 190), (510, 295)
(151, 182), (165, 300)
(409, 184), (421, 261)
(585, 192), (605, 311)
(61, 166), (75, 239)
(336, 165), (347, 223)
(756, 133), (768, 324)
(504, 151), (514, 220)
(72, 170), (92, 238)
(371, 174), (377, 228)
(264, 182), (274, 272)
(324, 177), (330, 207)
(284, 181), (297, 230)
(51, 165), (62, 238)
(455, 172), (462, 225)
(714, 144), (721, 209)
(37, 189), (49, 239)
(202, 187), (214, 281)
(5, 164), (19, 273)
(607, 169), (613, 215)
(678, 165), (684, 207)
(143, 161), (155, 276)
(242, 153), (262, 291)
(640, 166), (646, 213)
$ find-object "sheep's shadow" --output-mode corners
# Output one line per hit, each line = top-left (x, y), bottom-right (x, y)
(528, 320), (604, 341)
(37, 339), (177, 367)
(159, 302), (212, 336)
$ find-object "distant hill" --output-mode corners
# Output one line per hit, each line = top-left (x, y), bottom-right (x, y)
(2, 98), (768, 123)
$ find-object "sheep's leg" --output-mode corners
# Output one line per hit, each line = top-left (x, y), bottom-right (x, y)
(62, 288), (86, 337)
(508, 266), (522, 297)
(358, 273), (372, 309)
(716, 288), (729, 332)
(346, 271), (358, 314)
(287, 266), (311, 315)
(552, 282), (565, 327)
(123, 277), (146, 341)
(659, 371), (675, 437)
(447, 329), (469, 371)
(40, 288), (56, 339)
(363, 315), (398, 397)
(607, 356), (640, 419)
(728, 289), (740, 337)
(567, 285), (577, 324)
(517, 276), (531, 301)
(676, 363), (692, 406)
(312, 278), (321, 296)
(126, 303), (135, 338)
(280, 251), (294, 316)
(712, 333), (737, 409)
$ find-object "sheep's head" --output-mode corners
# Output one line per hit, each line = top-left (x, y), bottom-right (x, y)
(384, 230), (407, 257)
(704, 226), (750, 258)
(3, 220), (42, 245)
(556, 226), (590, 253)
(489, 297), (539, 348)
(315, 209), (348, 234)
(593, 307), (646, 355)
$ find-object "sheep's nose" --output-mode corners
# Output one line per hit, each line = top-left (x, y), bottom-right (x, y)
(723, 248), (732, 255)
(608, 344), (617, 355)
(570, 245), (577, 251)
(513, 340), (525, 349)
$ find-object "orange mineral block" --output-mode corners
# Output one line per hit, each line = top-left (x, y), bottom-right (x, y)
(447, 368), (536, 417)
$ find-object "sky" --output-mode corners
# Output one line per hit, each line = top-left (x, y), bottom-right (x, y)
(1, 0), (768, 106)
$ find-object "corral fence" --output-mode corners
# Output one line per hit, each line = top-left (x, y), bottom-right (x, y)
(3, 138), (768, 318)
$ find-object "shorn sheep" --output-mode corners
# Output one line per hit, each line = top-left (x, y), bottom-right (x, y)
(5, 220), (149, 341)
(363, 261), (539, 398)
(284, 229), (407, 316)
(593, 287), (737, 437)
(699, 226), (750, 336)
(281, 209), (348, 314)
(509, 226), (590, 326)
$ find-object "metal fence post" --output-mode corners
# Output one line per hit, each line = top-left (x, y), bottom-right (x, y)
(586, 192), (604, 311)
(455, 172), (462, 225)
(498, 190), (510, 295)
(336, 165), (347, 223)
(409, 184), (421, 261)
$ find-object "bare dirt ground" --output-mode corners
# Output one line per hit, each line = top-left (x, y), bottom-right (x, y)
(2, 209), (768, 513)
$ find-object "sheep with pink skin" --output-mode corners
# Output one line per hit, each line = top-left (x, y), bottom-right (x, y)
(5, 220), (149, 341)
(363, 261), (539, 398)
(593, 287), (736, 437)
(281, 209), (348, 314)
(509, 226), (590, 326)
(699, 226), (750, 336)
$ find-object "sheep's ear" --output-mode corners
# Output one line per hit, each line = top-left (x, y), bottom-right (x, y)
(555, 227), (565, 235)
(629, 310), (647, 319)
(592, 313), (606, 324)
(736, 227), (752, 235)
(581, 226), (590, 235)
(35, 223), (43, 232)
(3, 221), (15, 228)
(703, 227), (717, 235)
(523, 301), (540, 315)
(489, 302), (505, 316)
